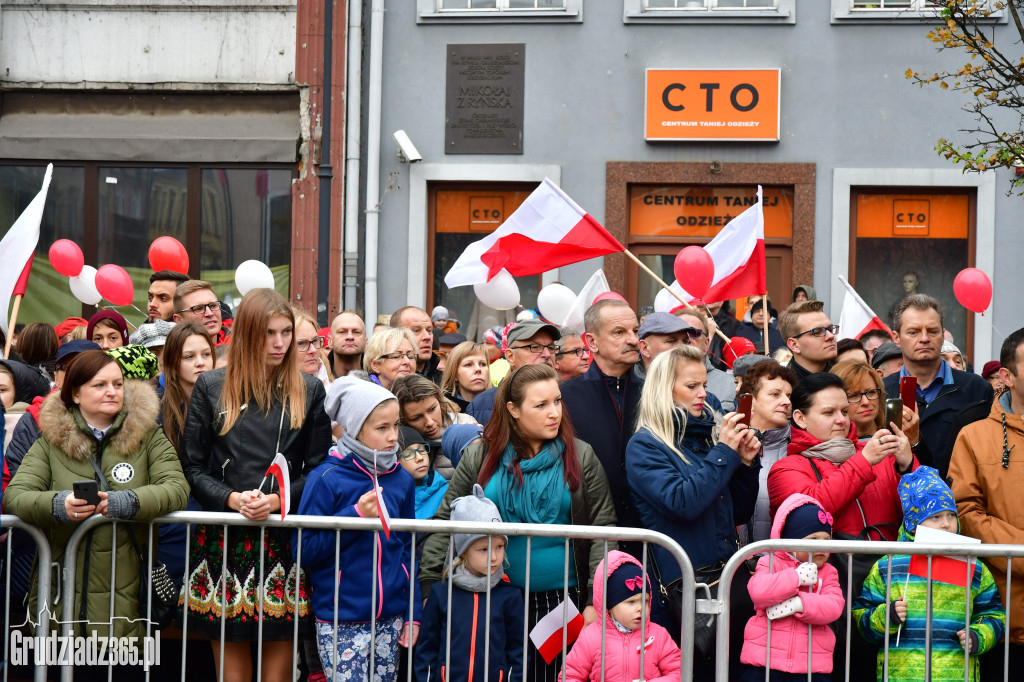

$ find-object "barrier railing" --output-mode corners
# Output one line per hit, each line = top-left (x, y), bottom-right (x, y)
(54, 512), (697, 682)
(1, 515), (54, 682)
(716, 537), (1024, 682)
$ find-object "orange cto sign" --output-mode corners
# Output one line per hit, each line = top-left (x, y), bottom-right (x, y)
(645, 69), (781, 142)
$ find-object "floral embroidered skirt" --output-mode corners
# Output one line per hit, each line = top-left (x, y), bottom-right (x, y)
(179, 525), (310, 641)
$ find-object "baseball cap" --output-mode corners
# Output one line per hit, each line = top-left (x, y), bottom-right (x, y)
(506, 321), (561, 347)
(55, 340), (102, 365)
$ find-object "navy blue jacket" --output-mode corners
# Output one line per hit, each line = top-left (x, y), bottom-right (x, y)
(465, 387), (498, 427)
(294, 448), (422, 624)
(561, 362), (644, 528)
(884, 365), (993, 473)
(625, 410), (760, 580)
(734, 321), (785, 357)
(415, 577), (524, 682)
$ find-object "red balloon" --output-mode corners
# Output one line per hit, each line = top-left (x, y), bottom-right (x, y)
(95, 264), (135, 306)
(149, 236), (189, 273)
(48, 239), (84, 277)
(953, 267), (992, 314)
(592, 291), (627, 305)
(673, 246), (715, 299)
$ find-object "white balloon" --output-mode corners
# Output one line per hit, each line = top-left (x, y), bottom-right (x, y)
(235, 259), (276, 296)
(536, 283), (577, 326)
(69, 265), (102, 306)
(473, 270), (520, 310)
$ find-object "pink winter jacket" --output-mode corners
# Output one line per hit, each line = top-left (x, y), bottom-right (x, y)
(739, 493), (845, 674)
(560, 551), (681, 682)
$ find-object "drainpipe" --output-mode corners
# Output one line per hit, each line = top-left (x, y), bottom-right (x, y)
(315, 0), (335, 326)
(342, 0), (363, 312)
(363, 0), (385, 327)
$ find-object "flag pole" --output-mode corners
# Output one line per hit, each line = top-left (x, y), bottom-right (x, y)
(623, 249), (732, 343)
(762, 297), (770, 356)
(4, 295), (22, 358)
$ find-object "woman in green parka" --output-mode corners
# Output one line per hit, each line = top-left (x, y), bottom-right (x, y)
(3, 349), (189, 640)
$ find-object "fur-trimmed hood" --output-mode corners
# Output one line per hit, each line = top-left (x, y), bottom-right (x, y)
(37, 380), (161, 462)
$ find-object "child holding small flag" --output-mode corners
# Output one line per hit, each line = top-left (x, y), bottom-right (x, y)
(296, 376), (421, 682)
(559, 550), (680, 682)
(853, 466), (1005, 681)
(415, 484), (524, 682)
(739, 493), (844, 682)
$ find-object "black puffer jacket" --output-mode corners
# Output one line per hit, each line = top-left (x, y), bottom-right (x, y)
(181, 368), (333, 512)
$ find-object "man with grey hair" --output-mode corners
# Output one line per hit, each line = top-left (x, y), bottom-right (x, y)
(554, 328), (591, 382)
(883, 294), (992, 473)
(561, 299), (642, 529)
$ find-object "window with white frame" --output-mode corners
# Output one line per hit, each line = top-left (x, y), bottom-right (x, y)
(623, 0), (794, 23)
(418, 0), (581, 21)
(833, 0), (1001, 21)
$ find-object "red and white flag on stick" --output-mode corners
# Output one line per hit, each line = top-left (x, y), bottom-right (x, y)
(909, 525), (979, 588)
(529, 599), (585, 664)
(372, 449), (393, 540)
(264, 453), (291, 521)
(444, 178), (624, 288)
(0, 164), (51, 334)
(837, 275), (893, 341)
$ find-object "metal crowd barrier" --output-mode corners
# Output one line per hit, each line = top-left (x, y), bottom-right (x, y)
(53, 512), (696, 682)
(717, 537), (1024, 682)
(1, 515), (54, 682)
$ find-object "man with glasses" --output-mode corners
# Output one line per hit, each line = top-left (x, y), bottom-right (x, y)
(778, 300), (839, 381)
(884, 294), (992, 473)
(677, 308), (736, 413)
(554, 330), (591, 382)
(172, 280), (227, 343)
(562, 299), (643, 530)
(465, 320), (562, 426)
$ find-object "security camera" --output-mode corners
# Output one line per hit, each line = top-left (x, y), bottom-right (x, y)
(393, 130), (422, 163)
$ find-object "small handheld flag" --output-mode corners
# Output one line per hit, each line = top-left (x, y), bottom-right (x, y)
(910, 525), (979, 588)
(529, 599), (584, 664)
(372, 449), (392, 540)
(263, 453), (291, 521)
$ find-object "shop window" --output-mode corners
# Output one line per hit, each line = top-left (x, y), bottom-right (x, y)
(850, 189), (973, 351)
(626, 184), (795, 314)
(429, 183), (541, 341)
(624, 0), (794, 23)
(418, 0), (581, 22)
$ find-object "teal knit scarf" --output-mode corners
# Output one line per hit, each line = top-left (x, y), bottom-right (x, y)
(490, 440), (566, 525)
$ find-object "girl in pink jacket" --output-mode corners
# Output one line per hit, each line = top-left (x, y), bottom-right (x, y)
(560, 551), (680, 682)
(739, 493), (845, 682)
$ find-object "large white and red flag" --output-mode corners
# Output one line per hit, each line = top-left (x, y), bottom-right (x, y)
(658, 186), (766, 310)
(444, 178), (624, 288)
(837, 275), (893, 341)
(0, 164), (51, 334)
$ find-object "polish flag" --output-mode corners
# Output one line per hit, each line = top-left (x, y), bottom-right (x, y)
(264, 453), (291, 521)
(660, 186), (766, 309)
(0, 164), (51, 334)
(444, 178), (624, 288)
(529, 599), (585, 664)
(909, 525), (979, 588)
(372, 449), (392, 540)
(837, 275), (893, 341)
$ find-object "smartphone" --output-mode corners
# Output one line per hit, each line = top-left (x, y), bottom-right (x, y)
(72, 480), (100, 506)
(900, 376), (918, 413)
(885, 398), (904, 432)
(737, 393), (754, 428)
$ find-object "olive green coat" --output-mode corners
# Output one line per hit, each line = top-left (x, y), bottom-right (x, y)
(3, 381), (189, 638)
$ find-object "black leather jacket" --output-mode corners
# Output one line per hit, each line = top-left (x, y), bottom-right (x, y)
(181, 368), (333, 512)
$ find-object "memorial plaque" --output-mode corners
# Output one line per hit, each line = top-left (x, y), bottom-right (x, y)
(446, 44), (525, 155)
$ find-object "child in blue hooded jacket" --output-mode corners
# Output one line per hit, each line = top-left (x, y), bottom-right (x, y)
(296, 377), (422, 682)
(853, 466), (1005, 682)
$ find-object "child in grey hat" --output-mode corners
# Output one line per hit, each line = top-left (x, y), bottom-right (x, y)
(415, 484), (525, 682)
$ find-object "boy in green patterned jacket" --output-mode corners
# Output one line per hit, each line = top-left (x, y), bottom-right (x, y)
(853, 466), (1005, 681)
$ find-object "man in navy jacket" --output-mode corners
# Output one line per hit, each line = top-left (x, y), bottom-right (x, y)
(883, 295), (993, 475)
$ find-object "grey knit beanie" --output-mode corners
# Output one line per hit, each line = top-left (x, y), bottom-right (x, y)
(325, 375), (397, 436)
(451, 484), (505, 558)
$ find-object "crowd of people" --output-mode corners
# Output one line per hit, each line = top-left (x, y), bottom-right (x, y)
(0, 270), (1021, 682)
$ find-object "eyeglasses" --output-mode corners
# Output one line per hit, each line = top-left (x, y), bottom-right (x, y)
(556, 347), (591, 359)
(296, 337), (326, 352)
(847, 389), (881, 403)
(175, 301), (221, 316)
(512, 343), (560, 355)
(792, 324), (839, 339)
(399, 445), (428, 461)
(378, 351), (417, 362)
(684, 328), (707, 339)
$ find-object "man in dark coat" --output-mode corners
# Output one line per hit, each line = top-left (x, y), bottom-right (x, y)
(778, 300), (838, 381)
(561, 300), (644, 529)
(883, 294), (993, 474)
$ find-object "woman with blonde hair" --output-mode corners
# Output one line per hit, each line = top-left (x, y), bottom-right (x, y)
(440, 341), (491, 411)
(181, 288), (333, 682)
(362, 326), (417, 389)
(625, 344), (761, 674)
